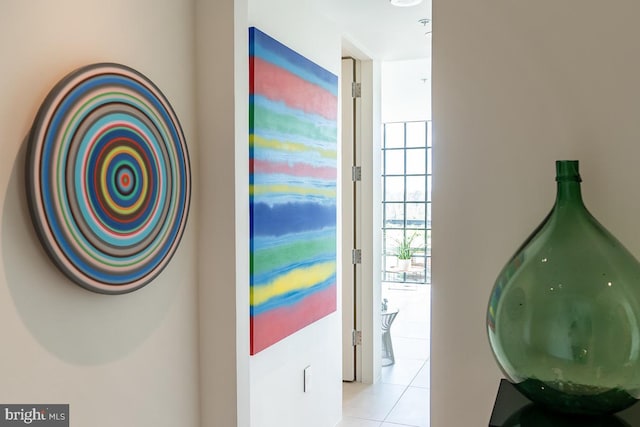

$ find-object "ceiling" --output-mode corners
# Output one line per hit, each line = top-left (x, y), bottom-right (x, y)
(316, 0), (432, 61)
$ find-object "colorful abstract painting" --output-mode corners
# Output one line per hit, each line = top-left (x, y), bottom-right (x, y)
(249, 28), (338, 355)
(26, 63), (191, 295)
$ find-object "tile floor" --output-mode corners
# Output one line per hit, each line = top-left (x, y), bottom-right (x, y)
(338, 283), (431, 427)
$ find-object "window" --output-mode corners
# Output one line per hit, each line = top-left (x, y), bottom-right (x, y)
(382, 121), (432, 284)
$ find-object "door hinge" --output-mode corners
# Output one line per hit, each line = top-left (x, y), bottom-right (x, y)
(352, 330), (362, 346)
(351, 81), (361, 98)
(351, 248), (362, 264)
(351, 165), (362, 182)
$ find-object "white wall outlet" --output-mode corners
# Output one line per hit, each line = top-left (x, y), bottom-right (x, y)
(303, 365), (312, 393)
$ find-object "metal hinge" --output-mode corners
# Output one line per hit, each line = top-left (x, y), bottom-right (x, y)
(352, 330), (362, 346)
(351, 81), (361, 98)
(351, 165), (362, 182)
(352, 249), (362, 264)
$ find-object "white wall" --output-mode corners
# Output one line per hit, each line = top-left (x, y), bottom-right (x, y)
(382, 59), (431, 122)
(0, 1), (199, 426)
(432, 1), (640, 425)
(1, 2), (346, 426)
(247, 1), (343, 426)
(195, 0), (250, 425)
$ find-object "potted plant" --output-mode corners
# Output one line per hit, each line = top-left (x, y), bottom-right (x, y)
(395, 232), (419, 271)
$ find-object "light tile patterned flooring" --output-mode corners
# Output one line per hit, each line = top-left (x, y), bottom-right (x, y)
(338, 284), (431, 427)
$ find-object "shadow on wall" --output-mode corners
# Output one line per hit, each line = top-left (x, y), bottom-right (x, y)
(1, 137), (179, 365)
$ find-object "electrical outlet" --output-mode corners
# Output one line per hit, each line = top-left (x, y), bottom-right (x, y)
(303, 365), (312, 393)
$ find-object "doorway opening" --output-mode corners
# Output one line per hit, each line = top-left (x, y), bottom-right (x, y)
(340, 56), (431, 427)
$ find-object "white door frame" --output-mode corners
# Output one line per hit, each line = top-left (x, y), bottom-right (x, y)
(341, 57), (357, 381)
(356, 59), (382, 384)
(341, 54), (383, 384)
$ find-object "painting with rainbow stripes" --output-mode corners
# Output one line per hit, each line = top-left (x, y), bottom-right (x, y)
(249, 27), (338, 355)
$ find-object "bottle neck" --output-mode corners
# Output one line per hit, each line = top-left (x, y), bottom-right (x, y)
(556, 180), (584, 207)
(555, 160), (584, 207)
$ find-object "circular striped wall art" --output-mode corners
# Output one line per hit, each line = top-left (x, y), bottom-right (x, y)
(26, 63), (191, 294)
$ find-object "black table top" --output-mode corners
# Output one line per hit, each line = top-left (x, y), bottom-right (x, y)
(489, 379), (640, 427)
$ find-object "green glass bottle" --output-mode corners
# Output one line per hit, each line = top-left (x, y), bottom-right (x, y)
(487, 160), (640, 414)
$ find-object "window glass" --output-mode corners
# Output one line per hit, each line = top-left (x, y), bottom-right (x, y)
(385, 149), (404, 175)
(385, 123), (404, 148)
(384, 203), (404, 228)
(384, 229), (403, 254)
(406, 176), (425, 201)
(385, 176), (404, 201)
(406, 148), (426, 175)
(406, 122), (426, 147)
(382, 121), (432, 285)
(406, 203), (425, 228)
(410, 231), (426, 254)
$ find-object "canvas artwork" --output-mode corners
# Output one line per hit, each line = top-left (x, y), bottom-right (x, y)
(26, 63), (191, 295)
(249, 27), (338, 354)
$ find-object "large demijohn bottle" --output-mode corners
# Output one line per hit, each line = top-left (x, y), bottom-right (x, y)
(487, 160), (640, 414)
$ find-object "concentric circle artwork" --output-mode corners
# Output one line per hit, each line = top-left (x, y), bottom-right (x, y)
(26, 63), (191, 294)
